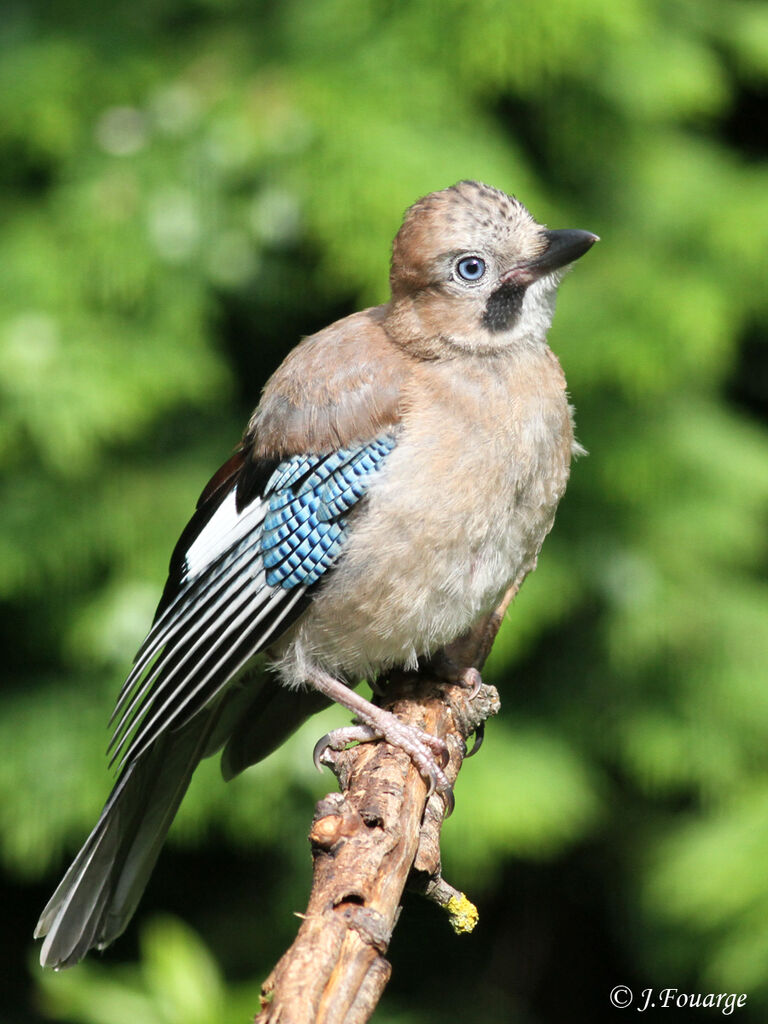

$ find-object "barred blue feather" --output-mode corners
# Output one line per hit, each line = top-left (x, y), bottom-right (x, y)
(261, 436), (397, 589)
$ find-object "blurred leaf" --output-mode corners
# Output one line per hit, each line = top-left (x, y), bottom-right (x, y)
(37, 917), (262, 1024)
(444, 725), (601, 882)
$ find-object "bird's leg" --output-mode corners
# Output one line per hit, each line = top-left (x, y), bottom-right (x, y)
(306, 667), (452, 802)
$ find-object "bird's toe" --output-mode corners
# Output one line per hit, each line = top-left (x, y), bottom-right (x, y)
(312, 724), (381, 771)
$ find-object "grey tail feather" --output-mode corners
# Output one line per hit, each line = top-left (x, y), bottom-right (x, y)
(35, 709), (218, 969)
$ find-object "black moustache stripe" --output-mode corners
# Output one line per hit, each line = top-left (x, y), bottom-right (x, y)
(482, 282), (525, 333)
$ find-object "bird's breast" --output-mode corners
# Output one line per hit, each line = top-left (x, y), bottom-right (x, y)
(282, 346), (575, 679)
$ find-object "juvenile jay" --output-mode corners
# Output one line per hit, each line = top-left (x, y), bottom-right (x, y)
(36, 180), (597, 968)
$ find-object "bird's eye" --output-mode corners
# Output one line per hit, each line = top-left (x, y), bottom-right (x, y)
(456, 255), (486, 282)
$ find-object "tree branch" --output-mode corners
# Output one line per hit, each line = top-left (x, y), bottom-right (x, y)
(255, 581), (522, 1024)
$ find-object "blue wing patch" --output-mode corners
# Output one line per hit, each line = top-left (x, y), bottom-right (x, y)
(261, 435), (397, 589)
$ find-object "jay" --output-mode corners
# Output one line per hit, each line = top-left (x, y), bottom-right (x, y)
(36, 180), (597, 967)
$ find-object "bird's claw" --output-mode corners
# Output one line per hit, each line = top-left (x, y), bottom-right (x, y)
(312, 724), (379, 772)
(455, 666), (483, 699)
(424, 765), (455, 817)
(313, 733), (331, 772)
(465, 721), (485, 758)
(442, 786), (456, 817)
(422, 732), (450, 769)
(312, 733), (332, 772)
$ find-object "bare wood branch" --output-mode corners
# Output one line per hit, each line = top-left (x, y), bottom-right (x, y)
(255, 580), (522, 1024)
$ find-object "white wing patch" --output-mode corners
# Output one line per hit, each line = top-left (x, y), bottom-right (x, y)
(183, 490), (266, 581)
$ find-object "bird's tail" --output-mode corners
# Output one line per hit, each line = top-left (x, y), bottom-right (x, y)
(35, 711), (217, 969)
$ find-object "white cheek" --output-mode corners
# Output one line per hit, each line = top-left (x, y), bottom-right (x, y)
(515, 274), (560, 341)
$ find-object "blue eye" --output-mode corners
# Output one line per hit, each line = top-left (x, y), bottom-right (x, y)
(456, 255), (486, 281)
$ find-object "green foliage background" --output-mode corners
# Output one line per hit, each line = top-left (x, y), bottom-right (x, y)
(2, 1), (768, 1021)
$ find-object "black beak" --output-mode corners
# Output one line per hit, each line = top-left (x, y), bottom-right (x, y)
(500, 229), (599, 285)
(535, 229), (599, 274)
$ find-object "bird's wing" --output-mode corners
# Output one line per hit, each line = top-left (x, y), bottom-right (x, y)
(248, 306), (410, 457)
(107, 309), (412, 773)
(107, 433), (398, 773)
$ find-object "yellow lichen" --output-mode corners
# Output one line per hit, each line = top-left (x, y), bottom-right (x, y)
(445, 893), (479, 934)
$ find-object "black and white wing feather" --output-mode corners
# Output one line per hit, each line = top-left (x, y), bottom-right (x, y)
(107, 434), (397, 773)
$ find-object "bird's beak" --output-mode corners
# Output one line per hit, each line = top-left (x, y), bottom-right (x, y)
(500, 229), (599, 285)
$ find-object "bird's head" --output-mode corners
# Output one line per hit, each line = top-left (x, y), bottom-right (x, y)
(386, 180), (597, 357)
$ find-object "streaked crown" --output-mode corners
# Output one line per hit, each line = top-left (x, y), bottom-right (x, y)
(390, 180), (545, 296)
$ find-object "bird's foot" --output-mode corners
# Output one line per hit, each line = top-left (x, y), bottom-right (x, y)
(426, 652), (483, 699)
(313, 717), (452, 809)
(420, 653), (485, 756)
(307, 668), (453, 814)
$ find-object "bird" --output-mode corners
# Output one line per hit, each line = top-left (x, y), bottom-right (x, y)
(35, 180), (597, 969)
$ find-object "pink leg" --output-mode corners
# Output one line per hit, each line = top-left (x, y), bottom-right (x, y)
(307, 667), (452, 807)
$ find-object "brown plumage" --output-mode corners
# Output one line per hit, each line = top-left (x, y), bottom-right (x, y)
(249, 306), (409, 457)
(36, 181), (597, 968)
